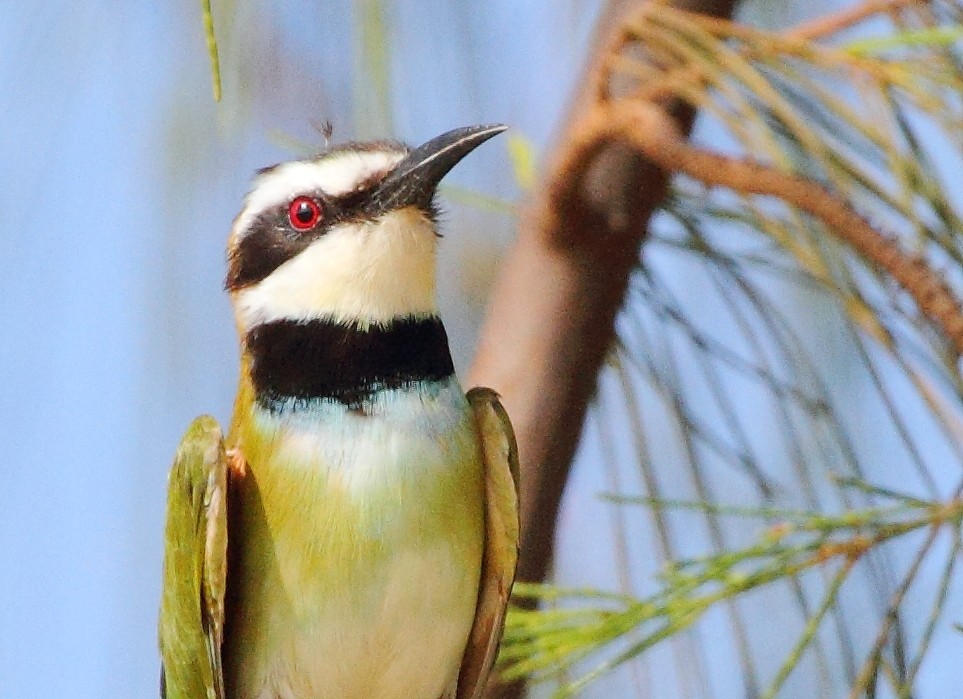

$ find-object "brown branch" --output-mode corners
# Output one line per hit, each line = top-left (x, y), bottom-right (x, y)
(578, 101), (963, 355)
(468, 0), (739, 593)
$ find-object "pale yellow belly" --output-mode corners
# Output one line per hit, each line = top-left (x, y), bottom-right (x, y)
(253, 542), (481, 699)
(224, 382), (485, 699)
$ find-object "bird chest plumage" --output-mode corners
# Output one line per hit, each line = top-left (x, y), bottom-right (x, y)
(224, 376), (485, 699)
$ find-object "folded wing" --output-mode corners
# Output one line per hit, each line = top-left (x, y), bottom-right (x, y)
(158, 416), (229, 699)
(457, 388), (521, 699)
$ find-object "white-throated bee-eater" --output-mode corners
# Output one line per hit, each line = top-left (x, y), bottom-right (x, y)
(158, 125), (519, 699)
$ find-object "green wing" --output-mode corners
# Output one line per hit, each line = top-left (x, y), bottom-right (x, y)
(158, 415), (228, 699)
(457, 388), (521, 699)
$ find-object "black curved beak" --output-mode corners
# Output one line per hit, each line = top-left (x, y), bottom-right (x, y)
(371, 124), (507, 212)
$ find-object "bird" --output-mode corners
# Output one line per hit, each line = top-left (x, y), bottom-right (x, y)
(158, 124), (519, 699)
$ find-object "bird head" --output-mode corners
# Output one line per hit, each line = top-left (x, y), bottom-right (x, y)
(225, 124), (506, 333)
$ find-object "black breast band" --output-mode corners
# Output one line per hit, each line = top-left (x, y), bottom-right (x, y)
(246, 315), (454, 410)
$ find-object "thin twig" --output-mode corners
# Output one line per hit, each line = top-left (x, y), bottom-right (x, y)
(787, 0), (922, 40)
(847, 523), (941, 697)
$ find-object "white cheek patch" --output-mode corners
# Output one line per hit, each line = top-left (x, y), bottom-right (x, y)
(230, 150), (406, 246)
(233, 208), (439, 329)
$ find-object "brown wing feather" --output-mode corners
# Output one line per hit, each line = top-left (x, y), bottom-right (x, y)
(456, 388), (521, 699)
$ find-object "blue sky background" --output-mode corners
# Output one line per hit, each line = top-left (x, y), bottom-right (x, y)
(1, 2), (960, 698)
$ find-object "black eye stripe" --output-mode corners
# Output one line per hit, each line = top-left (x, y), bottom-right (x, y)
(226, 183), (389, 291)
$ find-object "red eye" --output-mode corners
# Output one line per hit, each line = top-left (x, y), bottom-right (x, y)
(288, 196), (322, 230)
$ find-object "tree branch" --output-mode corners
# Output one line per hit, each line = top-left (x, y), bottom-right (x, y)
(468, 0), (740, 590)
